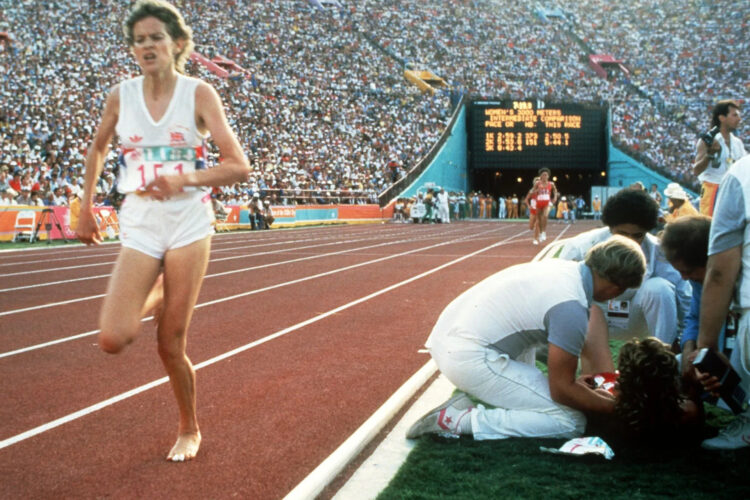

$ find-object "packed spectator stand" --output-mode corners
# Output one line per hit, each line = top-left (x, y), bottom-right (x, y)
(1, 0), (748, 212)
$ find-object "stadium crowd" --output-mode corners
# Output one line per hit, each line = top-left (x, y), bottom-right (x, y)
(0, 0), (450, 207)
(352, 0), (748, 189)
(1, 0), (748, 208)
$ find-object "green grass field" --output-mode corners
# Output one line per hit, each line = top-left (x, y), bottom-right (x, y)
(379, 342), (750, 499)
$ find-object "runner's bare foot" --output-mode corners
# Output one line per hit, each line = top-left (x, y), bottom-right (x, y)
(167, 431), (201, 462)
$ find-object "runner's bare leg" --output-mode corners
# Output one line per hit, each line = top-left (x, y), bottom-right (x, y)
(142, 273), (165, 325)
(157, 236), (211, 461)
(99, 248), (162, 353)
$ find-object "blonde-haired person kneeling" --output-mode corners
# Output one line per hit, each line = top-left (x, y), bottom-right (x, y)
(407, 236), (646, 440)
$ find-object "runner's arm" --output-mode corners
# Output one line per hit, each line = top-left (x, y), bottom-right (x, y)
(698, 247), (741, 350)
(548, 343), (615, 414)
(78, 86), (119, 245)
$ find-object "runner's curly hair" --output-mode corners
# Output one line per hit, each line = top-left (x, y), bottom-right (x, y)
(614, 338), (683, 437)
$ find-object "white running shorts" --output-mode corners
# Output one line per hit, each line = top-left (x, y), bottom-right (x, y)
(119, 190), (215, 259)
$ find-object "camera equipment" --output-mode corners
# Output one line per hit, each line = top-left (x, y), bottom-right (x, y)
(693, 348), (747, 414)
(700, 125), (720, 146)
(33, 208), (68, 244)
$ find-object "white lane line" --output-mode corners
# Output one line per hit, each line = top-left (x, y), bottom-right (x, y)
(331, 373), (455, 500)
(0, 227), (471, 309)
(0, 240), (118, 256)
(0, 329), (103, 358)
(0, 225), (415, 265)
(0, 230), (386, 274)
(284, 360), (438, 500)
(0, 275), (112, 293)
(0, 261), (113, 277)
(205, 228), (470, 279)
(0, 232), (388, 290)
(0, 294), (107, 318)
(0, 251), (121, 268)
(0, 226), (460, 290)
(0, 230), (522, 450)
(0, 226), (507, 351)
(0, 222), (348, 257)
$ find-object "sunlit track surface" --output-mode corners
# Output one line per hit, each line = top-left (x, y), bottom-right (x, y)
(0, 220), (597, 499)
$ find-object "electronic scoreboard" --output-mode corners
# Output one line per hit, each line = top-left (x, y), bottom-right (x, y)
(468, 99), (608, 170)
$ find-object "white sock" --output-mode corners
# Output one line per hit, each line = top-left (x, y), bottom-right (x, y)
(444, 406), (473, 434)
(457, 409), (473, 434)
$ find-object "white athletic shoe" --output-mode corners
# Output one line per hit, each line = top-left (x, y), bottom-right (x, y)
(405, 393), (474, 439)
(540, 232), (547, 241)
(533, 239), (539, 245)
(701, 412), (750, 450)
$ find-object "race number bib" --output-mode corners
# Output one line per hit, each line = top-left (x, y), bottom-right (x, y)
(606, 299), (630, 330)
(607, 299), (630, 315)
(118, 146), (201, 194)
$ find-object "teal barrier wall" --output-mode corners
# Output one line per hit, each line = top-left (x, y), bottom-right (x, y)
(295, 207), (338, 222)
(239, 208), (338, 225)
(399, 105), (468, 197)
(236, 206), (377, 228)
(608, 145), (698, 202)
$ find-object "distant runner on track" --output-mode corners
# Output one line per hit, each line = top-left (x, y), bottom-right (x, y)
(529, 168), (557, 244)
(76, 0), (250, 462)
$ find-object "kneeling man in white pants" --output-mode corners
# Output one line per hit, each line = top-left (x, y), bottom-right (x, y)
(407, 236), (646, 440)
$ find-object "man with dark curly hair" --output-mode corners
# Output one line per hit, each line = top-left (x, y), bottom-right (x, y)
(546, 188), (690, 361)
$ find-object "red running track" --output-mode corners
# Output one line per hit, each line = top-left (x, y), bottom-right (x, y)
(0, 220), (595, 499)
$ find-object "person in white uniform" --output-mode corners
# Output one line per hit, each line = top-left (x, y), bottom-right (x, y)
(407, 236), (646, 440)
(76, 0), (250, 462)
(436, 187), (450, 223)
(551, 188), (690, 352)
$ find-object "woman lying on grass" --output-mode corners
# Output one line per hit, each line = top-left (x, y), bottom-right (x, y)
(590, 337), (704, 447)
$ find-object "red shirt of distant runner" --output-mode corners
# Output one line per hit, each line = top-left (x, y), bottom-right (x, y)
(535, 181), (553, 209)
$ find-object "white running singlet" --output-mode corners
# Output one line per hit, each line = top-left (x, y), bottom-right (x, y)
(115, 74), (208, 194)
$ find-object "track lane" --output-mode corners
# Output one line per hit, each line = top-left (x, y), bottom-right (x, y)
(0, 226), (487, 343)
(0, 221), (595, 499)
(0, 226), (467, 310)
(0, 225), (524, 437)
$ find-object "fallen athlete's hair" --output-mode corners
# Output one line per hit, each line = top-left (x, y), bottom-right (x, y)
(615, 337), (683, 437)
(585, 235), (646, 289)
(660, 215), (711, 269)
(124, 0), (194, 74)
(601, 188), (660, 231)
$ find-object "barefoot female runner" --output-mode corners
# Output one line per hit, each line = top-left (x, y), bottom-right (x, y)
(76, 0), (250, 462)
